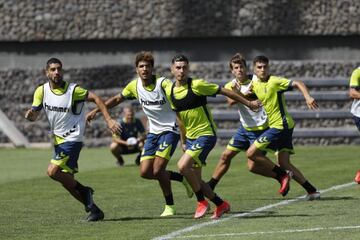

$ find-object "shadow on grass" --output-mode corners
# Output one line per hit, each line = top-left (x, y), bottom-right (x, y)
(314, 196), (355, 201)
(104, 213), (196, 222)
(245, 196), (355, 201)
(225, 210), (317, 219)
(240, 213), (314, 219)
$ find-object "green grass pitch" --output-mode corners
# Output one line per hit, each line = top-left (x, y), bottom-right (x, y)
(0, 146), (360, 239)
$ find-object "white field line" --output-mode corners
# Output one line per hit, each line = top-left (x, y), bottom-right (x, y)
(152, 182), (356, 240)
(173, 225), (360, 238)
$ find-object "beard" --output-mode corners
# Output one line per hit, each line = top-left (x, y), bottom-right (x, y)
(49, 75), (64, 86)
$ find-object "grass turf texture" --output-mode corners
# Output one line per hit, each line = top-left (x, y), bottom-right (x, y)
(0, 146), (359, 239)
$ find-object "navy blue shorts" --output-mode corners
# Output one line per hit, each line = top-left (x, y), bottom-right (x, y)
(185, 135), (217, 167)
(51, 141), (83, 174)
(254, 128), (294, 154)
(227, 125), (267, 152)
(353, 116), (360, 132)
(141, 131), (180, 161)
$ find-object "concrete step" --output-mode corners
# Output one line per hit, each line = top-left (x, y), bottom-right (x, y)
(212, 109), (353, 120)
(207, 90), (350, 103)
(218, 127), (359, 138)
(209, 77), (348, 87)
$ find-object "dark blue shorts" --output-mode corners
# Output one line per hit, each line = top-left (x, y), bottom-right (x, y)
(227, 125), (267, 152)
(185, 135), (217, 167)
(354, 116), (360, 132)
(141, 131), (180, 161)
(51, 141), (83, 174)
(254, 128), (294, 154)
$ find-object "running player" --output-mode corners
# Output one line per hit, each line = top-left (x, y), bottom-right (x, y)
(25, 58), (121, 221)
(208, 53), (276, 190)
(86, 51), (193, 216)
(247, 55), (320, 200)
(166, 54), (288, 219)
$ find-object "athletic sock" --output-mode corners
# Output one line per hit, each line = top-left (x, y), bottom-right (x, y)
(134, 153), (141, 165)
(302, 181), (317, 194)
(210, 194), (223, 207)
(274, 175), (282, 183)
(169, 171), (183, 182)
(75, 181), (88, 194)
(75, 181), (93, 209)
(272, 165), (287, 179)
(195, 190), (205, 202)
(207, 178), (219, 190)
(165, 194), (174, 205)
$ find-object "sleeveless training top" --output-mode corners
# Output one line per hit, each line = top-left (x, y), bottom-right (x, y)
(136, 77), (178, 134)
(43, 82), (86, 142)
(230, 78), (268, 130)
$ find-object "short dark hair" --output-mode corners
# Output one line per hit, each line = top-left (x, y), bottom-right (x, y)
(135, 51), (154, 67)
(46, 58), (62, 69)
(253, 55), (269, 65)
(229, 53), (247, 70)
(171, 54), (189, 64)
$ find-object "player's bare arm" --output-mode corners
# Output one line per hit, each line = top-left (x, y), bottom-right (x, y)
(86, 94), (125, 123)
(176, 112), (186, 152)
(220, 87), (261, 111)
(87, 91), (121, 134)
(292, 80), (319, 110)
(225, 82), (241, 106)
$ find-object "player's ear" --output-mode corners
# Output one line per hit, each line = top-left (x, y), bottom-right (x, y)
(43, 68), (48, 77)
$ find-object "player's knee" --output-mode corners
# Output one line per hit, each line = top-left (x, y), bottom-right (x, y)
(177, 163), (189, 175)
(220, 151), (232, 163)
(246, 148), (255, 159)
(110, 142), (119, 152)
(152, 169), (159, 178)
(47, 165), (58, 179)
(139, 171), (148, 179)
(140, 169), (152, 179)
(152, 165), (165, 178)
(247, 160), (255, 172)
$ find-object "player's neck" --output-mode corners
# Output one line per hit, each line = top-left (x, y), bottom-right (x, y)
(258, 75), (270, 82)
(236, 77), (247, 84)
(142, 75), (155, 87)
(49, 80), (65, 89)
(175, 77), (188, 87)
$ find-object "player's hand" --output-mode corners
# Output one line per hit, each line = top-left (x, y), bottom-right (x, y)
(25, 109), (38, 121)
(106, 118), (122, 135)
(137, 139), (144, 148)
(306, 97), (319, 110)
(231, 81), (241, 93)
(86, 110), (97, 124)
(249, 100), (262, 112)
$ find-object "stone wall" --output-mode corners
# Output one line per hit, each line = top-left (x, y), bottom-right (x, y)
(0, 0), (359, 42)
